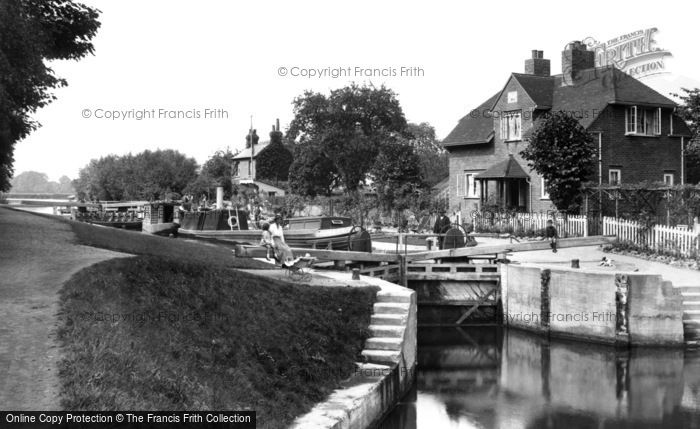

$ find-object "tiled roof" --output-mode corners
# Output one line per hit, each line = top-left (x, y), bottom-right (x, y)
(445, 66), (680, 142)
(475, 156), (529, 179)
(442, 93), (500, 147)
(232, 141), (270, 160)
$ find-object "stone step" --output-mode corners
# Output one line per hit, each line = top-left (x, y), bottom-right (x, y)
(683, 301), (700, 308)
(370, 314), (407, 326)
(683, 292), (700, 299)
(683, 320), (700, 328)
(361, 349), (401, 365)
(354, 363), (392, 380)
(373, 302), (410, 315)
(365, 337), (403, 351)
(369, 325), (405, 338)
(376, 293), (412, 303)
(677, 286), (700, 294)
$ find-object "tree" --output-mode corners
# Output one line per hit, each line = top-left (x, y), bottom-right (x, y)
(287, 83), (409, 194)
(521, 112), (596, 212)
(0, 0), (100, 191)
(673, 88), (700, 183)
(256, 129), (293, 183)
(370, 140), (424, 212)
(10, 171), (51, 193)
(288, 141), (339, 198)
(73, 150), (198, 201)
(405, 122), (449, 187)
(184, 149), (237, 199)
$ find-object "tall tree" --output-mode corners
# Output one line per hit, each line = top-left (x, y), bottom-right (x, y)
(287, 83), (409, 194)
(370, 140), (424, 212)
(405, 122), (449, 187)
(521, 112), (596, 212)
(673, 88), (700, 183)
(184, 149), (238, 199)
(0, 0), (100, 191)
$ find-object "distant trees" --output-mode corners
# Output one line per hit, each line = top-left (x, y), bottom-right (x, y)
(10, 171), (73, 193)
(370, 140), (424, 212)
(73, 149), (198, 201)
(521, 112), (596, 212)
(287, 84), (410, 195)
(674, 88), (700, 183)
(0, 0), (100, 191)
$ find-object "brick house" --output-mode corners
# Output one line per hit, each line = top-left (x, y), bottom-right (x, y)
(443, 42), (692, 218)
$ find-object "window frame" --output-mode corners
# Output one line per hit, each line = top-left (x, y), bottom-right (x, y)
(663, 173), (674, 186)
(500, 110), (522, 141)
(460, 171), (481, 199)
(625, 105), (661, 136)
(540, 177), (550, 200)
(609, 168), (622, 185)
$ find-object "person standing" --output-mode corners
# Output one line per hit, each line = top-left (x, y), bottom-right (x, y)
(545, 219), (558, 253)
(433, 210), (451, 249)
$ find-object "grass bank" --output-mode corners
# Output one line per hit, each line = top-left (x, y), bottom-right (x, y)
(58, 256), (377, 427)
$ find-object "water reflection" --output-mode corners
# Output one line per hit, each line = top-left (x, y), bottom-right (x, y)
(379, 327), (700, 429)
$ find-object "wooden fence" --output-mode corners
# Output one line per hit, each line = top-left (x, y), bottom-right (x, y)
(473, 213), (588, 238)
(602, 216), (699, 258)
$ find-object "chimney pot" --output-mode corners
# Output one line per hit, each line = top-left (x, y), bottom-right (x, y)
(531, 50), (538, 59)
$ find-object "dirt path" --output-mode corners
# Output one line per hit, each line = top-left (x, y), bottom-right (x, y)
(0, 207), (128, 410)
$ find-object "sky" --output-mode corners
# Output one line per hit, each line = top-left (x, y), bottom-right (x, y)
(12, 0), (700, 181)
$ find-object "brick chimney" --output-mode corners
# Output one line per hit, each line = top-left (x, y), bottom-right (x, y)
(525, 50), (550, 77)
(562, 41), (595, 86)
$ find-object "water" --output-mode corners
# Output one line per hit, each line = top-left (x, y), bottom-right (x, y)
(379, 327), (700, 429)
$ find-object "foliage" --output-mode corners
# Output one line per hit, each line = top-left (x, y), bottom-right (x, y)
(405, 122), (449, 187)
(0, 0), (100, 191)
(184, 149), (237, 199)
(521, 111), (596, 212)
(256, 130), (293, 183)
(73, 149), (198, 201)
(10, 171), (73, 193)
(370, 140), (424, 212)
(287, 83), (408, 195)
(289, 141), (339, 197)
(245, 129), (260, 149)
(673, 88), (700, 184)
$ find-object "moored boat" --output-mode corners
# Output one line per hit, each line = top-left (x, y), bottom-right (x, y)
(142, 202), (180, 236)
(70, 201), (144, 230)
(177, 209), (368, 250)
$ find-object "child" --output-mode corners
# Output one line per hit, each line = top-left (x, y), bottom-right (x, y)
(545, 219), (558, 253)
(260, 223), (274, 260)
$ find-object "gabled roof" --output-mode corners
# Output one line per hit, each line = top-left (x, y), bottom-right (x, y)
(475, 156), (529, 179)
(232, 141), (270, 160)
(445, 65), (681, 142)
(442, 93), (500, 148)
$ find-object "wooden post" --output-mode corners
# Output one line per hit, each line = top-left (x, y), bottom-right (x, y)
(398, 254), (407, 287)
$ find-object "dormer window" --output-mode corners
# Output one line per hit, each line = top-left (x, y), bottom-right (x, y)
(625, 106), (661, 136)
(500, 111), (522, 141)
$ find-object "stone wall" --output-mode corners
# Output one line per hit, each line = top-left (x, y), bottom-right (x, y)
(502, 264), (684, 345)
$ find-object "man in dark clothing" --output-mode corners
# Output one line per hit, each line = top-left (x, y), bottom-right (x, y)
(545, 219), (558, 253)
(433, 210), (452, 249)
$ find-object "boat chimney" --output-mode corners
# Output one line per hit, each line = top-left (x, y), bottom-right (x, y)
(276, 118), (280, 131)
(216, 186), (224, 209)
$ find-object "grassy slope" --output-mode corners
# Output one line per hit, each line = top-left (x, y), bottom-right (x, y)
(58, 256), (377, 427)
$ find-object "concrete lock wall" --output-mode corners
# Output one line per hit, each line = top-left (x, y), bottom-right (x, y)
(502, 264), (684, 346)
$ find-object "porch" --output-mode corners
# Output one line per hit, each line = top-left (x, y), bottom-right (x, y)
(475, 156), (530, 212)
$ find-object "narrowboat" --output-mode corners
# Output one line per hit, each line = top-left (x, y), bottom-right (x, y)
(70, 201), (144, 230)
(177, 209), (367, 250)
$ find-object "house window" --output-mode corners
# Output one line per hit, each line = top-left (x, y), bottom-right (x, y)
(459, 171), (481, 198)
(625, 106), (661, 136)
(268, 191), (276, 197)
(664, 173), (674, 186)
(609, 169), (621, 185)
(541, 177), (550, 199)
(500, 111), (521, 141)
(507, 91), (518, 103)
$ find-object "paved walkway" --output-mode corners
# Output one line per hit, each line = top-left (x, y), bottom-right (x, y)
(0, 207), (127, 410)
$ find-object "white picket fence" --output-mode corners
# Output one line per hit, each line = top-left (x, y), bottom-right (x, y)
(473, 213), (588, 238)
(603, 216), (699, 257)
